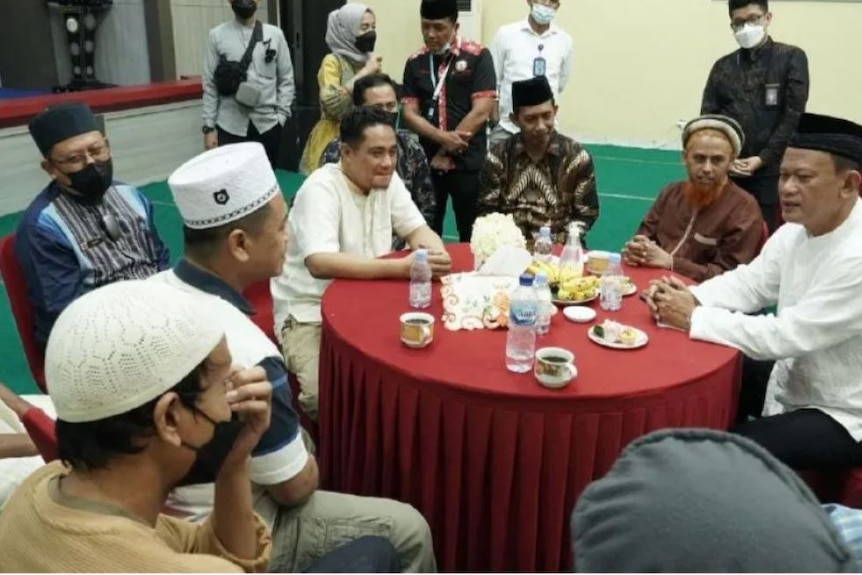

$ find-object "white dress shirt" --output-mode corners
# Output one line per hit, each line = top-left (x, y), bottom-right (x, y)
(690, 199), (862, 440)
(272, 163), (427, 332)
(489, 18), (573, 135)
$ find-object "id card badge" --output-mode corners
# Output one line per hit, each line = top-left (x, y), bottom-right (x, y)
(533, 57), (547, 77)
(765, 83), (780, 107)
(426, 101), (439, 125)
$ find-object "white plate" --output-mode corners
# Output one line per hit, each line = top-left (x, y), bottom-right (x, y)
(587, 325), (649, 350)
(563, 306), (597, 323)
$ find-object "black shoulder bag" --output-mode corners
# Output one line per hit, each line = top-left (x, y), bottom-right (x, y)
(213, 21), (263, 97)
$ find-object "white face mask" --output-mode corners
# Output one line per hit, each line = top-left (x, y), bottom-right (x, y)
(531, 4), (556, 26)
(734, 23), (766, 49)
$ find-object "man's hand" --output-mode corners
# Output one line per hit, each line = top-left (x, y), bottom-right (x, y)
(731, 156), (764, 177)
(400, 249), (452, 279)
(220, 366), (272, 471)
(204, 131), (218, 151)
(439, 130), (470, 154)
(623, 235), (672, 269)
(653, 276), (699, 331)
(430, 152), (455, 172)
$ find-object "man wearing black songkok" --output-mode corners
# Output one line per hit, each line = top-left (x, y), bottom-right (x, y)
(401, 0), (497, 242)
(647, 112), (862, 472)
(16, 103), (169, 351)
(477, 75), (598, 244)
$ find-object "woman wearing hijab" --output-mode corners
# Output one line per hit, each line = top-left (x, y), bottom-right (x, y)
(299, 4), (381, 175)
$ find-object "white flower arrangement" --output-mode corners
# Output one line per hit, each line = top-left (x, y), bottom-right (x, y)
(469, 213), (526, 270)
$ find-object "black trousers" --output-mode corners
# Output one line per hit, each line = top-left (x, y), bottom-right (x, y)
(217, 121), (283, 168)
(301, 536), (400, 573)
(430, 169), (480, 242)
(731, 173), (780, 233)
(732, 356), (862, 469)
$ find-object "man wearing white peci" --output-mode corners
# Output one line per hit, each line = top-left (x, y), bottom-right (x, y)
(647, 113), (862, 472)
(272, 107), (452, 422)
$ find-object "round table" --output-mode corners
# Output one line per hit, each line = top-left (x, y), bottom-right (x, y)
(318, 244), (741, 572)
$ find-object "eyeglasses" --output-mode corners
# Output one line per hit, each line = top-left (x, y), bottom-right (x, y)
(52, 141), (111, 172)
(100, 212), (121, 242)
(730, 14), (765, 31)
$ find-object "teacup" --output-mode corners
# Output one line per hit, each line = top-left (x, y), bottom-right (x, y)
(587, 251), (610, 275)
(534, 347), (577, 389)
(400, 312), (435, 349)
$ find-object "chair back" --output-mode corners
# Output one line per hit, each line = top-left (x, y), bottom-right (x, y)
(21, 407), (57, 463)
(0, 234), (46, 392)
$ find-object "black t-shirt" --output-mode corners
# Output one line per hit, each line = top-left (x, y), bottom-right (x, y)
(402, 38), (497, 172)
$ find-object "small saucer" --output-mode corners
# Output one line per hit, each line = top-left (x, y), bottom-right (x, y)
(563, 306), (597, 323)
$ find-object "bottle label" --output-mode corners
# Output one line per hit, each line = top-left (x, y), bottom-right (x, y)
(510, 303), (537, 326)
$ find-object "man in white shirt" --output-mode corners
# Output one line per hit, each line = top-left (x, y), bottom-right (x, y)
(273, 106), (451, 422)
(154, 142), (436, 572)
(647, 113), (862, 471)
(488, 0), (573, 147)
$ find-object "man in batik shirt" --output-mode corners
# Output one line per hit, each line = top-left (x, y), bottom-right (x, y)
(477, 75), (598, 244)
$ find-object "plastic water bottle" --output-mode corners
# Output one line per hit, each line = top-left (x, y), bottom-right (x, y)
(533, 226), (553, 264)
(506, 274), (538, 373)
(600, 253), (623, 312)
(534, 271), (553, 336)
(409, 249), (432, 309)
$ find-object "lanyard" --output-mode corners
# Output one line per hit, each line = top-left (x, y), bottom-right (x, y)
(429, 53), (452, 102)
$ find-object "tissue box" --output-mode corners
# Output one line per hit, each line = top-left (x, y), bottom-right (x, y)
(440, 273), (518, 331)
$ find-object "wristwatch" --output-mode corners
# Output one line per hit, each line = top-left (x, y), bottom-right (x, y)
(202, 126), (216, 134)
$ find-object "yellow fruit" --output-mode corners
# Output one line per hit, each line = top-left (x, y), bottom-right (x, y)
(557, 289), (572, 301)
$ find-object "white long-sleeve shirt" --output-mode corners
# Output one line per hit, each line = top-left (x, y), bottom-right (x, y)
(202, 19), (295, 136)
(690, 199), (862, 439)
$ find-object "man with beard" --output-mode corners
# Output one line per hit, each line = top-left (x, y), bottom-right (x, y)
(622, 114), (764, 281)
(477, 75), (598, 244)
(16, 102), (170, 351)
(202, 0), (295, 167)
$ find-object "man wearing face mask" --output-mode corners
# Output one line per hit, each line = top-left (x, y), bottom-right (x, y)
(0, 280), (401, 572)
(15, 102), (170, 352)
(320, 73), (436, 248)
(202, 0), (295, 167)
(402, 0), (497, 242)
(488, 0), (573, 148)
(155, 141), (438, 573)
(477, 76), (597, 245)
(701, 0), (809, 233)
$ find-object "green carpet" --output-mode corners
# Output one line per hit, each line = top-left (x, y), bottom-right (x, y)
(0, 144), (683, 395)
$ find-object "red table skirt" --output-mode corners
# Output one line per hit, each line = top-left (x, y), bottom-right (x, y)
(319, 325), (741, 571)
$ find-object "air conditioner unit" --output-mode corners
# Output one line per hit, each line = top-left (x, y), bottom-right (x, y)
(457, 0), (482, 42)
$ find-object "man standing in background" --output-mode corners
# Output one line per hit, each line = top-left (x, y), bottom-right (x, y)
(401, 0), (497, 242)
(202, 0), (295, 167)
(488, 0), (573, 147)
(701, 0), (809, 232)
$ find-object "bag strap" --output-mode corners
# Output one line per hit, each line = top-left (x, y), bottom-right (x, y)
(239, 21), (263, 72)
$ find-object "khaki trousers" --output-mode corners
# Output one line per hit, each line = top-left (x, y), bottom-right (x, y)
(282, 319), (322, 422)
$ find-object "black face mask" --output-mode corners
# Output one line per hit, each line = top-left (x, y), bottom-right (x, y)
(231, 0), (257, 19)
(176, 408), (244, 487)
(355, 31), (377, 54)
(64, 159), (113, 202)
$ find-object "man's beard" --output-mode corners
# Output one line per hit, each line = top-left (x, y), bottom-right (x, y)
(684, 178), (726, 209)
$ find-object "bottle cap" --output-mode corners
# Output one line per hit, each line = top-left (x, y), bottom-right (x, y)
(519, 273), (534, 287)
(609, 252), (621, 264)
(534, 271), (548, 286)
(539, 226), (551, 238)
(414, 249), (428, 262)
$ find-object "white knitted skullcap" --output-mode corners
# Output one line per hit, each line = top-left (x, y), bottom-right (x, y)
(168, 142), (279, 229)
(683, 114), (745, 157)
(45, 280), (225, 423)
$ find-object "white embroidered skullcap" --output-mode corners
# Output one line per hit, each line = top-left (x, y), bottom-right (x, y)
(682, 114), (745, 157)
(168, 142), (279, 229)
(45, 280), (224, 423)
